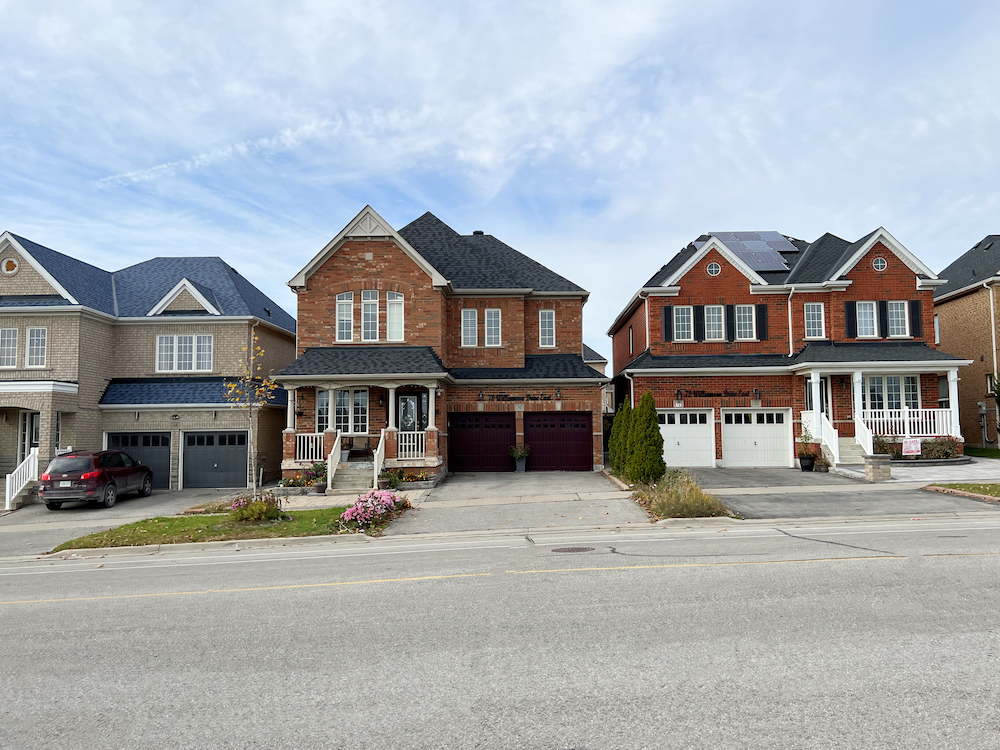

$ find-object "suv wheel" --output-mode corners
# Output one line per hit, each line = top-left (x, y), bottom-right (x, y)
(102, 483), (117, 508)
(140, 475), (153, 497)
(45, 502), (63, 510)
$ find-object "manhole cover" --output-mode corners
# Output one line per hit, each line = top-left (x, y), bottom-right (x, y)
(551, 547), (594, 554)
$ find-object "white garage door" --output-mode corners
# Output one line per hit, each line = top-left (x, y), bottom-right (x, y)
(658, 410), (715, 467)
(722, 410), (791, 468)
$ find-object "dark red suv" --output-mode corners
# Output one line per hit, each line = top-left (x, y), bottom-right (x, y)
(39, 451), (154, 510)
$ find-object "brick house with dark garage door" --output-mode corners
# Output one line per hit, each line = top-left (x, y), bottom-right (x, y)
(608, 229), (969, 468)
(275, 206), (606, 485)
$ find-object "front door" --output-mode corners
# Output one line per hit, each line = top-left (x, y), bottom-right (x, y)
(805, 378), (832, 420)
(18, 411), (39, 463)
(399, 395), (419, 432)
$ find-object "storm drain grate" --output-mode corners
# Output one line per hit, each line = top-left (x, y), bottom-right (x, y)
(551, 547), (594, 554)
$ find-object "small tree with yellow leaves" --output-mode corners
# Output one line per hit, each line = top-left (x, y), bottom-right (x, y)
(225, 323), (278, 500)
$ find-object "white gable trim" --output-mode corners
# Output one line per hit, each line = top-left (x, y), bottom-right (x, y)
(0, 232), (79, 304)
(287, 206), (448, 289)
(147, 278), (221, 316)
(830, 227), (936, 281)
(661, 238), (768, 287)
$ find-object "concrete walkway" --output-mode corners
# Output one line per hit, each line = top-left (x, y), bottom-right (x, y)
(834, 457), (1000, 484)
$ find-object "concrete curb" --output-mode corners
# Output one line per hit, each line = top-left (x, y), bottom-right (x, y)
(924, 485), (1000, 504)
(48, 532), (372, 559)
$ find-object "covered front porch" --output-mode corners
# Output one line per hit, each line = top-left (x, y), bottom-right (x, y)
(795, 366), (962, 464)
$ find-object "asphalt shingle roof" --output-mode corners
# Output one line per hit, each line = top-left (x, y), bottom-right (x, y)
(783, 232), (853, 283)
(793, 342), (964, 363)
(11, 234), (116, 313)
(0, 295), (73, 307)
(582, 343), (607, 363)
(100, 377), (287, 406)
(934, 235), (1000, 299)
(623, 351), (793, 370)
(450, 354), (606, 380)
(398, 213), (585, 293)
(277, 347), (447, 377)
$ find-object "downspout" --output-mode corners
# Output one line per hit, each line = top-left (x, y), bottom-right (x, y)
(624, 372), (635, 408)
(989, 282), (998, 441)
(787, 286), (796, 356)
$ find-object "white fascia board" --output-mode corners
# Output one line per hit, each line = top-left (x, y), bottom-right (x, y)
(662, 238), (768, 287)
(275, 373), (447, 385)
(287, 206), (448, 289)
(934, 277), (1000, 304)
(116, 315), (294, 336)
(831, 227), (936, 281)
(449, 287), (533, 296)
(916, 278), (947, 290)
(606, 287), (667, 336)
(525, 290), (590, 299)
(146, 278), (221, 316)
(626, 366), (791, 376)
(0, 380), (79, 394)
(448, 378), (608, 385)
(789, 360), (971, 373)
(752, 281), (852, 294)
(0, 232), (79, 304)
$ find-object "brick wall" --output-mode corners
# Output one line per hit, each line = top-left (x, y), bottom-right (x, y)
(445, 296), (526, 368)
(524, 298), (583, 357)
(611, 300), (647, 375)
(112, 321), (252, 378)
(935, 289), (990, 444)
(0, 242), (62, 296)
(164, 289), (205, 312)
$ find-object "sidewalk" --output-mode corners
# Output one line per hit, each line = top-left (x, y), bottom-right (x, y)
(834, 457), (1000, 484)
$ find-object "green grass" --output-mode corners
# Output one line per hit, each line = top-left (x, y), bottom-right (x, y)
(962, 446), (1000, 459)
(633, 470), (734, 519)
(933, 483), (1000, 499)
(51, 507), (348, 553)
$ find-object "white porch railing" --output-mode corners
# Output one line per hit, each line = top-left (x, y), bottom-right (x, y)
(327, 431), (341, 492)
(855, 417), (874, 456)
(295, 432), (325, 462)
(373, 429), (386, 488)
(863, 408), (953, 438)
(397, 430), (426, 460)
(820, 412), (840, 465)
(5, 447), (38, 511)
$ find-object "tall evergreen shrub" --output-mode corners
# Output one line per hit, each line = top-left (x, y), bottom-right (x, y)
(608, 400), (632, 474)
(625, 391), (665, 483)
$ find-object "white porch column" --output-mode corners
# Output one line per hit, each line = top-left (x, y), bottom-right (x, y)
(810, 372), (823, 439)
(323, 389), (336, 433)
(427, 383), (437, 431)
(948, 370), (961, 437)
(283, 388), (296, 433)
(852, 371), (864, 420)
(387, 387), (397, 430)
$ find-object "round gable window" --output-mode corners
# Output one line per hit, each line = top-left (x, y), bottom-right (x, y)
(707, 261), (721, 276)
(872, 256), (887, 272)
(1, 257), (18, 275)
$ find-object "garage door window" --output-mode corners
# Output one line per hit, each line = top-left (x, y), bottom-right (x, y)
(662, 412), (707, 425)
(725, 412), (783, 424)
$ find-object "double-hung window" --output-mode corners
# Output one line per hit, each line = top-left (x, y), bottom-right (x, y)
(856, 301), (876, 337)
(157, 334), (212, 372)
(336, 292), (353, 342)
(0, 328), (17, 367)
(705, 305), (724, 341)
(539, 310), (555, 348)
(462, 309), (477, 347)
(387, 292), (404, 342)
(485, 309), (501, 347)
(27, 328), (46, 368)
(673, 306), (693, 341)
(804, 303), (825, 339)
(362, 291), (378, 341)
(887, 301), (908, 337)
(332, 388), (369, 434)
(735, 305), (755, 340)
(317, 390), (330, 432)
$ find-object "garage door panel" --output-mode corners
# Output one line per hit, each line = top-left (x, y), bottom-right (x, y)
(721, 410), (790, 468)
(183, 431), (248, 488)
(448, 413), (515, 472)
(108, 432), (170, 489)
(524, 412), (592, 471)
(658, 410), (715, 467)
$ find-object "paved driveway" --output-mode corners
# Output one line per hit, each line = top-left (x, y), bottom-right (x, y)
(686, 467), (1000, 519)
(385, 471), (648, 536)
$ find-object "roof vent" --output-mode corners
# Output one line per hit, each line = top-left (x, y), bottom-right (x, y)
(472, 230), (484, 236)
(264, 307), (272, 317)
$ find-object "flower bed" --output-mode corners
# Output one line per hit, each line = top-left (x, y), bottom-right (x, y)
(339, 489), (411, 535)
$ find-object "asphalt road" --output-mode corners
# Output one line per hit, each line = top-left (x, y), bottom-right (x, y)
(2, 517), (999, 749)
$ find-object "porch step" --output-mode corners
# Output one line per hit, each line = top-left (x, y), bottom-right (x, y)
(5, 480), (38, 510)
(836, 438), (866, 465)
(328, 465), (374, 493)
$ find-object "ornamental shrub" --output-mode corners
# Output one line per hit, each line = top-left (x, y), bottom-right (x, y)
(608, 400), (632, 475)
(230, 492), (283, 522)
(921, 436), (960, 459)
(340, 489), (409, 532)
(624, 391), (665, 483)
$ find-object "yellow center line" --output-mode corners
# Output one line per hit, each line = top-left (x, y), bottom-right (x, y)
(506, 555), (905, 574)
(0, 572), (490, 605)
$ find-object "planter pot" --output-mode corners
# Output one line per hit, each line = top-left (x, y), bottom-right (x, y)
(815, 464), (829, 473)
(377, 478), (390, 490)
(340, 450), (351, 463)
(799, 455), (815, 472)
(313, 482), (327, 493)
(515, 457), (526, 472)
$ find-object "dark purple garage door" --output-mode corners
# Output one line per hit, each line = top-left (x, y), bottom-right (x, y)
(524, 412), (593, 471)
(447, 413), (516, 472)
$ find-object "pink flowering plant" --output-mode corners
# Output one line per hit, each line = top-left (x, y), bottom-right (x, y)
(230, 491), (283, 522)
(339, 489), (409, 533)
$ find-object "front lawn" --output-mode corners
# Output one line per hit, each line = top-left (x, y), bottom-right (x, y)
(51, 507), (347, 552)
(632, 469), (735, 520)
(963, 446), (1000, 460)
(933, 483), (1000, 499)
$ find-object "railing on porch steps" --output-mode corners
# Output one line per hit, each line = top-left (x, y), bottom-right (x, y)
(296, 433), (325, 462)
(373, 429), (386, 489)
(397, 430), (426, 460)
(5, 447), (38, 511)
(327, 431), (341, 492)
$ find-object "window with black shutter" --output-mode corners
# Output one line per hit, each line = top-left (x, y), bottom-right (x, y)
(662, 305), (673, 342)
(694, 306), (705, 342)
(725, 305), (736, 342)
(845, 301), (857, 338)
(755, 304), (768, 341)
(909, 299), (923, 337)
(877, 301), (889, 338)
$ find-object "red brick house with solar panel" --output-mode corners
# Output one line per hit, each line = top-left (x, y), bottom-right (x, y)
(607, 229), (969, 468)
(274, 206), (606, 490)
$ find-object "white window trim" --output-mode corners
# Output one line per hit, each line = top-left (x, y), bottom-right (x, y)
(156, 334), (213, 373)
(316, 389), (330, 433)
(387, 292), (404, 342)
(361, 290), (379, 342)
(332, 387), (370, 435)
(336, 292), (354, 342)
(856, 301), (878, 339)
(704, 305), (724, 341)
(934, 315), (940, 345)
(804, 302), (826, 340)
(0, 328), (17, 369)
(735, 305), (756, 341)
(673, 305), (694, 342)
(539, 309), (556, 349)
(862, 374), (921, 410)
(26, 327), (47, 369)
(485, 308), (501, 347)
(887, 300), (910, 338)
(628, 325), (633, 354)
(461, 309), (478, 347)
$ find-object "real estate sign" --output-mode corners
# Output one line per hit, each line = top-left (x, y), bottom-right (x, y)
(902, 438), (921, 456)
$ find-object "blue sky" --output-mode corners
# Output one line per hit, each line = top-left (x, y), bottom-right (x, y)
(2, 0), (999, 359)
